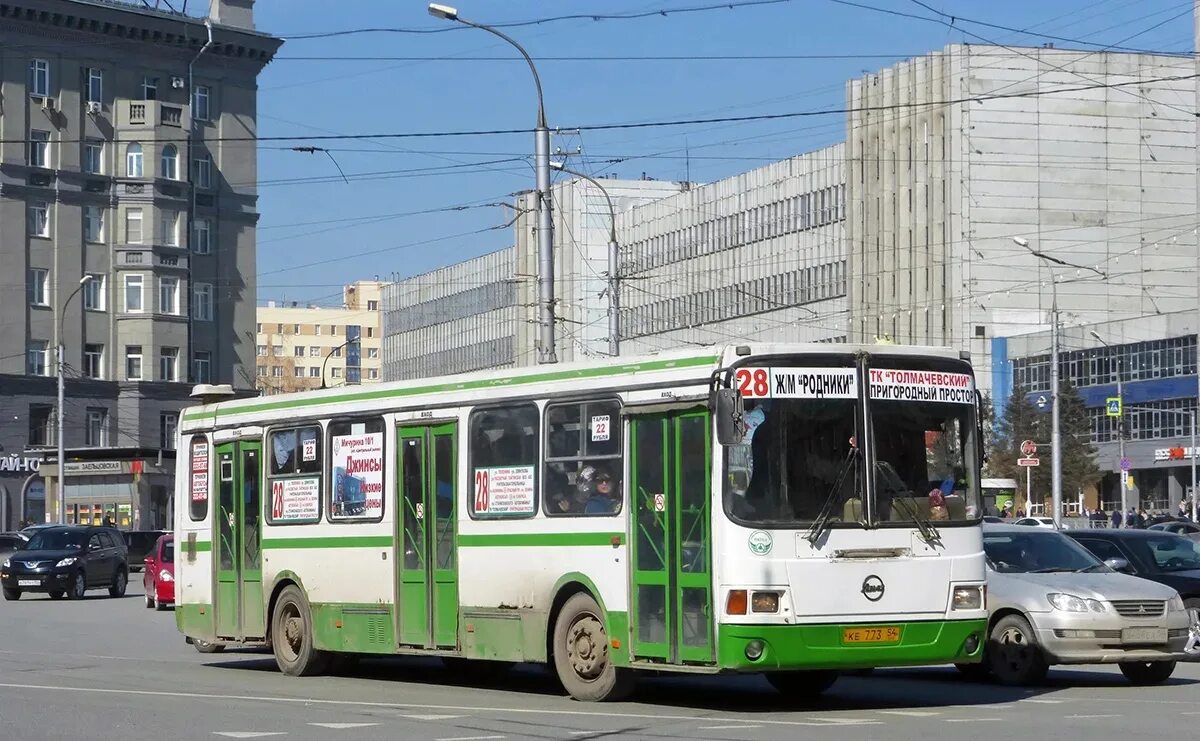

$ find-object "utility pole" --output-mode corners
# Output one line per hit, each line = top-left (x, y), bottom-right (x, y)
(1092, 331), (1126, 523)
(57, 275), (93, 524)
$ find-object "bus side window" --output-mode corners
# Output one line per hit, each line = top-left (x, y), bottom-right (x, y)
(543, 400), (623, 517)
(469, 404), (539, 519)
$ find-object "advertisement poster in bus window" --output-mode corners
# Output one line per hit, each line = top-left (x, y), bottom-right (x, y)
(474, 466), (536, 516)
(270, 477), (320, 522)
(331, 432), (384, 519)
(869, 368), (975, 405)
(190, 440), (209, 503)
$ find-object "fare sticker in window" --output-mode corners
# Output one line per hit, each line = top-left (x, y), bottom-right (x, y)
(590, 415), (611, 442)
(332, 433), (384, 519)
(474, 465), (536, 515)
(270, 476), (320, 522)
(190, 440), (209, 503)
(869, 368), (975, 405)
(302, 437), (317, 462)
(736, 367), (857, 399)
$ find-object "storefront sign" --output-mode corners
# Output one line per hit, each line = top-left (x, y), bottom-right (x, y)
(1155, 447), (1197, 462)
(63, 461), (123, 475)
(0, 455), (41, 474)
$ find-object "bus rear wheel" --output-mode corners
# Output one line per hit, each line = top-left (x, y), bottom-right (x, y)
(552, 592), (634, 702)
(271, 585), (330, 677)
(766, 670), (839, 698)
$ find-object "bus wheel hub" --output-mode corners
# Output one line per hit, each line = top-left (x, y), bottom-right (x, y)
(568, 616), (606, 678)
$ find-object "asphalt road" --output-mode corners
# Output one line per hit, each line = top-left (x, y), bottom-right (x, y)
(1, 582), (1198, 741)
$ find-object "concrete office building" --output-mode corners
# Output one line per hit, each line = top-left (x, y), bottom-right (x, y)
(846, 46), (1197, 390)
(0, 0), (279, 527)
(257, 281), (384, 393)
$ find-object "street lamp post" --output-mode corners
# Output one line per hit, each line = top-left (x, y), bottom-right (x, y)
(57, 275), (93, 524)
(549, 161), (620, 356)
(429, 3), (557, 364)
(1091, 331), (1127, 522)
(320, 338), (355, 390)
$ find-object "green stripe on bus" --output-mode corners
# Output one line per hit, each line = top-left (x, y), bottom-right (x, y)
(193, 541), (211, 552)
(182, 354), (718, 422)
(457, 532), (624, 547)
(262, 536), (393, 549)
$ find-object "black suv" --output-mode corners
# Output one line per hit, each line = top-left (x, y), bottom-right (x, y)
(0, 526), (129, 601)
(124, 530), (167, 572)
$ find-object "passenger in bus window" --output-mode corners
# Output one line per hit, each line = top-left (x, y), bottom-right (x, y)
(584, 468), (620, 515)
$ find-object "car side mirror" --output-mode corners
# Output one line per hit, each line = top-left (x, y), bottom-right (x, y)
(144, 557), (154, 566)
(1104, 557), (1132, 573)
(714, 388), (745, 446)
(89, 542), (100, 552)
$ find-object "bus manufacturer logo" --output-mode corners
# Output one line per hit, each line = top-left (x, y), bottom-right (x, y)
(748, 530), (772, 555)
(861, 575), (885, 601)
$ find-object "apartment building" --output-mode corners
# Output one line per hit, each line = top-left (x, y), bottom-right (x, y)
(257, 281), (385, 393)
(0, 0), (280, 528)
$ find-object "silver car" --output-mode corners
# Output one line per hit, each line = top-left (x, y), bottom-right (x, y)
(964, 524), (1190, 686)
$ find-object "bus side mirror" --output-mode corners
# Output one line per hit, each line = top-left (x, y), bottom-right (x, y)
(715, 388), (745, 446)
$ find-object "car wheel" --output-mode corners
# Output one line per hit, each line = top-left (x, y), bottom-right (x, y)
(552, 592), (635, 702)
(766, 670), (839, 697)
(2, 587), (20, 601)
(954, 662), (991, 679)
(108, 569), (128, 598)
(986, 614), (1049, 686)
(270, 584), (330, 676)
(1184, 598), (1200, 655)
(145, 592), (154, 609)
(48, 591), (64, 601)
(193, 639), (225, 654)
(1119, 660), (1176, 685)
(154, 596), (168, 612)
(68, 571), (87, 600)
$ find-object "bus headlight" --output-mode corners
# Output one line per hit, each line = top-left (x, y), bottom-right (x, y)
(952, 585), (985, 611)
(751, 591), (780, 614)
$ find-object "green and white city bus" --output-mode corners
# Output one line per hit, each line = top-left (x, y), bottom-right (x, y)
(174, 343), (987, 701)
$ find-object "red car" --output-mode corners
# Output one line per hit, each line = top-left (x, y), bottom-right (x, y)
(143, 534), (174, 611)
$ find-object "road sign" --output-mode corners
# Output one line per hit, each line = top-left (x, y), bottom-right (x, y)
(1018, 457), (1040, 467)
(1020, 439), (1037, 457)
(1036, 395), (1048, 409)
(1119, 457), (1131, 472)
(1105, 397), (1122, 417)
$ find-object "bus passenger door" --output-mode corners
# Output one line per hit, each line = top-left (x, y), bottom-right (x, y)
(629, 410), (714, 665)
(396, 423), (459, 650)
(214, 441), (264, 641)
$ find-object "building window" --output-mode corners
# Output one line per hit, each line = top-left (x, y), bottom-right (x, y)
(294, 367), (305, 378)
(28, 404), (53, 447)
(257, 365), (267, 377)
(82, 139), (103, 174)
(124, 274), (144, 313)
(27, 268), (49, 307)
(29, 130), (50, 168)
(84, 206), (105, 242)
(160, 211), (179, 246)
(315, 325), (322, 336)
(192, 154), (212, 189)
(331, 367), (342, 379)
(271, 366), (283, 378)
(257, 345), (267, 357)
(193, 217), (212, 254)
(126, 142), (143, 177)
(83, 344), (104, 379)
(272, 346), (282, 357)
(192, 84), (211, 121)
(367, 368), (379, 380)
(194, 282), (213, 321)
(29, 59), (50, 97)
(294, 346), (305, 357)
(27, 341), (49, 376)
(29, 201), (49, 237)
(330, 325), (337, 336)
(310, 346), (321, 357)
(86, 408), (108, 447)
(159, 347), (178, 381)
(125, 346), (143, 380)
(160, 144), (179, 180)
(366, 327), (375, 338)
(83, 274), (105, 311)
(332, 347), (342, 358)
(367, 347), (379, 359)
(125, 208), (144, 244)
(256, 322), (262, 333)
(159, 276), (179, 315)
(293, 323), (300, 334)
(367, 300), (378, 311)
(308, 366), (320, 377)
(142, 76), (157, 101)
(160, 412), (178, 450)
(86, 67), (103, 104)
(193, 351), (211, 383)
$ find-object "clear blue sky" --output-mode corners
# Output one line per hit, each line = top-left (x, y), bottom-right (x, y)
(249, 0), (1194, 307)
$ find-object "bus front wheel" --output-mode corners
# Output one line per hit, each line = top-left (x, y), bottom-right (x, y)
(767, 670), (839, 697)
(552, 592), (634, 702)
(271, 585), (330, 677)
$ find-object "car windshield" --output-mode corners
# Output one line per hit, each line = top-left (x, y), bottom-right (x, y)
(162, 541), (174, 563)
(1133, 535), (1200, 573)
(984, 530), (1104, 573)
(25, 529), (86, 551)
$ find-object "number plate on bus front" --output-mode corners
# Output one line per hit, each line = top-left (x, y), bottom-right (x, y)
(842, 626), (901, 644)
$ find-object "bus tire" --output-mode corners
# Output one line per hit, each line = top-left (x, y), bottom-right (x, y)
(552, 592), (634, 702)
(766, 670), (839, 697)
(271, 584), (330, 677)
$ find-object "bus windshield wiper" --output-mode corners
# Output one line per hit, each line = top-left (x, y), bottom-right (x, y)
(876, 463), (941, 546)
(1075, 564), (1106, 573)
(804, 447), (860, 546)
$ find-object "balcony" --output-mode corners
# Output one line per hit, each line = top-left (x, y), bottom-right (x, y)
(121, 100), (187, 129)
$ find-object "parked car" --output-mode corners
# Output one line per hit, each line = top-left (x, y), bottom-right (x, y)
(0, 526), (129, 601)
(123, 530), (167, 572)
(1147, 521), (1200, 542)
(1014, 517), (1058, 529)
(964, 524), (1190, 686)
(1065, 528), (1200, 654)
(143, 534), (174, 611)
(20, 524), (58, 537)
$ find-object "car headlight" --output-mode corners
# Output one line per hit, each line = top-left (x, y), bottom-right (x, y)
(952, 585), (985, 610)
(55, 557), (77, 568)
(159, 569), (173, 582)
(2, 558), (9, 569)
(1048, 592), (1105, 612)
(1169, 594), (1186, 612)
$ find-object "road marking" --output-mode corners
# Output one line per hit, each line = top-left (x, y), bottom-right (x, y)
(1065, 715), (1121, 720)
(212, 734), (285, 739)
(699, 725), (764, 730)
(435, 736), (504, 741)
(1023, 699), (1064, 704)
(1184, 712), (1200, 716)
(879, 710), (941, 717)
(308, 723), (379, 729)
(401, 714), (464, 720)
(944, 718), (1001, 723)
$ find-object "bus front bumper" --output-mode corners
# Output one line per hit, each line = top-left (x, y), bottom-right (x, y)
(718, 618), (987, 671)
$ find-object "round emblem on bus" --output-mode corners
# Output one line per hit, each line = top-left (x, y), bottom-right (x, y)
(748, 530), (773, 556)
(861, 575), (885, 602)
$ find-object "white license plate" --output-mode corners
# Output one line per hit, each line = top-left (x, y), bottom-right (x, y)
(17, 579), (39, 587)
(1122, 627), (1167, 644)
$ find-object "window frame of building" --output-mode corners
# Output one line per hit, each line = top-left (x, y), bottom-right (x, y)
(126, 142), (144, 177)
(85, 407), (108, 447)
(86, 67), (103, 104)
(257, 345), (267, 357)
(159, 347), (179, 382)
(27, 268), (49, 307)
(82, 139), (104, 175)
(367, 300), (378, 311)
(192, 217), (212, 255)
(310, 346), (321, 357)
(294, 367), (305, 378)
(367, 347), (379, 359)
(160, 412), (178, 450)
(28, 130), (50, 168)
(159, 276), (180, 315)
(160, 211), (180, 246)
(271, 366), (283, 378)
(28, 404), (53, 447)
(124, 274), (145, 313)
(83, 274), (106, 311)
(29, 201), (50, 237)
(294, 346), (305, 358)
(193, 351), (211, 383)
(27, 340), (49, 376)
(84, 205), (105, 243)
(83, 343), (104, 379)
(192, 84), (211, 121)
(29, 59), (50, 97)
(308, 366), (320, 378)
(192, 154), (212, 189)
(160, 144), (179, 180)
(125, 345), (144, 381)
(125, 207), (144, 244)
(331, 367), (342, 378)
(194, 282), (213, 321)
(142, 76), (158, 101)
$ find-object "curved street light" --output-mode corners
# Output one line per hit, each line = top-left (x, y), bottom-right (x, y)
(57, 275), (93, 524)
(320, 338), (355, 390)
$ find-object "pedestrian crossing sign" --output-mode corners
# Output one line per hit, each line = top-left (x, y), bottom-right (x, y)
(1105, 397), (1121, 417)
